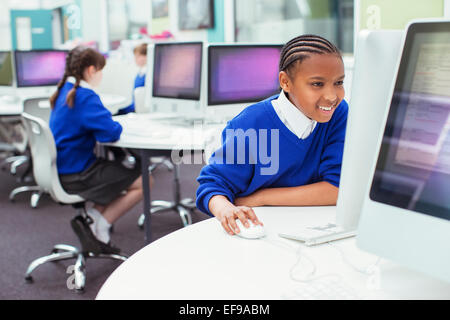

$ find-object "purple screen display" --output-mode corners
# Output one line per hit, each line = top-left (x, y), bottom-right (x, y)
(208, 46), (282, 105)
(15, 51), (67, 87)
(152, 43), (202, 100)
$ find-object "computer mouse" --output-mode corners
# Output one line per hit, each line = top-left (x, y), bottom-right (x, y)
(234, 220), (266, 239)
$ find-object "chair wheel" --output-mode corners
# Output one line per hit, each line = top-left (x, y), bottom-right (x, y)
(25, 276), (33, 283)
(75, 288), (85, 294)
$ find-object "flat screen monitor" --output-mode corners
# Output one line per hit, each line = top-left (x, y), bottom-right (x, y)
(357, 19), (450, 283)
(149, 42), (203, 118)
(14, 50), (68, 87)
(336, 29), (404, 230)
(0, 51), (13, 86)
(207, 44), (282, 106)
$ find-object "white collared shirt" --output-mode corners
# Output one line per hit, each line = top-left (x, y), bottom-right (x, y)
(271, 90), (317, 139)
(138, 66), (147, 76)
(66, 76), (92, 90)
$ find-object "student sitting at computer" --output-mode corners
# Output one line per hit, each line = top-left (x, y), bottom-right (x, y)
(116, 43), (148, 115)
(49, 46), (148, 251)
(196, 34), (348, 236)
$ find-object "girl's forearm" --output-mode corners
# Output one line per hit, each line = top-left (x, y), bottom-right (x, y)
(255, 181), (339, 206)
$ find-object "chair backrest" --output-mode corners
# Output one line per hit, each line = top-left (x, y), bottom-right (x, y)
(21, 112), (84, 204)
(23, 97), (51, 123)
(134, 86), (149, 114)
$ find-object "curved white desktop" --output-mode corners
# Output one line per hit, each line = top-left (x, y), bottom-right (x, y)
(96, 206), (450, 300)
(0, 93), (128, 116)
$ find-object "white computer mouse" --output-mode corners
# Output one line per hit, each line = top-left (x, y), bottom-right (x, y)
(234, 220), (266, 239)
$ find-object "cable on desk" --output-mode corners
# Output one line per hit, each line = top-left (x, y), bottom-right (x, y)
(261, 236), (340, 283)
(327, 242), (382, 276)
(289, 244), (342, 283)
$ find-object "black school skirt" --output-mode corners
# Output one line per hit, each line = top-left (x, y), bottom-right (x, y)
(59, 158), (141, 206)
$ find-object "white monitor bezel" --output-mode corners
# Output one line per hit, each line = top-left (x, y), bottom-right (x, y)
(336, 29), (404, 230)
(203, 42), (283, 122)
(356, 18), (450, 283)
(146, 41), (205, 118)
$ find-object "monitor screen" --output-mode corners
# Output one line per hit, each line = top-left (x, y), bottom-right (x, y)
(152, 42), (202, 100)
(0, 51), (13, 86)
(14, 50), (68, 87)
(208, 45), (282, 106)
(369, 22), (450, 221)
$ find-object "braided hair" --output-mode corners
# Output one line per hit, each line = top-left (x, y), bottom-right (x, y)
(49, 46), (106, 108)
(279, 34), (341, 79)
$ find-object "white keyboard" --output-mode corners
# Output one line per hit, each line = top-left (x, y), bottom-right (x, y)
(283, 276), (360, 300)
(279, 223), (356, 246)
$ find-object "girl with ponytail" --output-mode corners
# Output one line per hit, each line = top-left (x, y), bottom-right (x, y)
(49, 46), (147, 252)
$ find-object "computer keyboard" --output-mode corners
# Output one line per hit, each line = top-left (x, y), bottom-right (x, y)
(283, 276), (360, 300)
(279, 223), (356, 246)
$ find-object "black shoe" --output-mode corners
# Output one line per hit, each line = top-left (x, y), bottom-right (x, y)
(70, 215), (121, 255)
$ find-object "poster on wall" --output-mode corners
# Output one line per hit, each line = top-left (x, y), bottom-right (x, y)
(151, 0), (170, 35)
(178, 0), (214, 30)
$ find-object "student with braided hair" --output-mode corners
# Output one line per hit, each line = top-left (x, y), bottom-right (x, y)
(49, 46), (146, 252)
(196, 34), (348, 236)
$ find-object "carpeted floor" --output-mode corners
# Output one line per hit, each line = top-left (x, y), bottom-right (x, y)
(0, 161), (210, 300)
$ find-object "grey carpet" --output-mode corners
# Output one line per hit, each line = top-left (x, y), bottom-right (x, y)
(0, 162), (210, 300)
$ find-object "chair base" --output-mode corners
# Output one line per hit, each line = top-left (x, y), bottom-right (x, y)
(138, 198), (196, 228)
(9, 185), (45, 208)
(24, 244), (127, 292)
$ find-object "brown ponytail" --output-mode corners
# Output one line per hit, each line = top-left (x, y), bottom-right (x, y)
(50, 46), (106, 109)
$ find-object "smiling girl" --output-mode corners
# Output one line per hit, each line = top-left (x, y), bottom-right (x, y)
(196, 34), (348, 236)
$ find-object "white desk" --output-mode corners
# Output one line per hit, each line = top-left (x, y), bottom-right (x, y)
(0, 93), (128, 116)
(105, 113), (223, 243)
(96, 206), (450, 300)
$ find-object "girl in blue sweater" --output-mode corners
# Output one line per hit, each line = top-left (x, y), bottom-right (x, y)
(116, 43), (147, 115)
(196, 35), (348, 236)
(49, 47), (146, 249)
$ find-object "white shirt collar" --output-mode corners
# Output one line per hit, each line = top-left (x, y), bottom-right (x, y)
(272, 90), (317, 139)
(66, 76), (93, 90)
(138, 66), (147, 76)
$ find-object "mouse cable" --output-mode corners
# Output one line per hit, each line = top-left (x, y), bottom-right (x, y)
(326, 242), (382, 276)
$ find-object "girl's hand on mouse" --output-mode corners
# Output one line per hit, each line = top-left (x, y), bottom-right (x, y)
(208, 195), (263, 235)
(218, 205), (263, 235)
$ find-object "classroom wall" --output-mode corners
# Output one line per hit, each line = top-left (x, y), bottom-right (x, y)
(0, 2), (12, 50)
(149, 0), (225, 43)
(357, 0), (445, 32)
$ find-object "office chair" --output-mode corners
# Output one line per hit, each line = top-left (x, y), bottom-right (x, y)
(9, 98), (51, 208)
(21, 112), (127, 293)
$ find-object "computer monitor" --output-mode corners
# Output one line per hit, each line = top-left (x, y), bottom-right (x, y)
(336, 29), (404, 230)
(147, 42), (204, 118)
(204, 44), (282, 122)
(14, 50), (68, 88)
(357, 19), (450, 283)
(0, 51), (13, 87)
